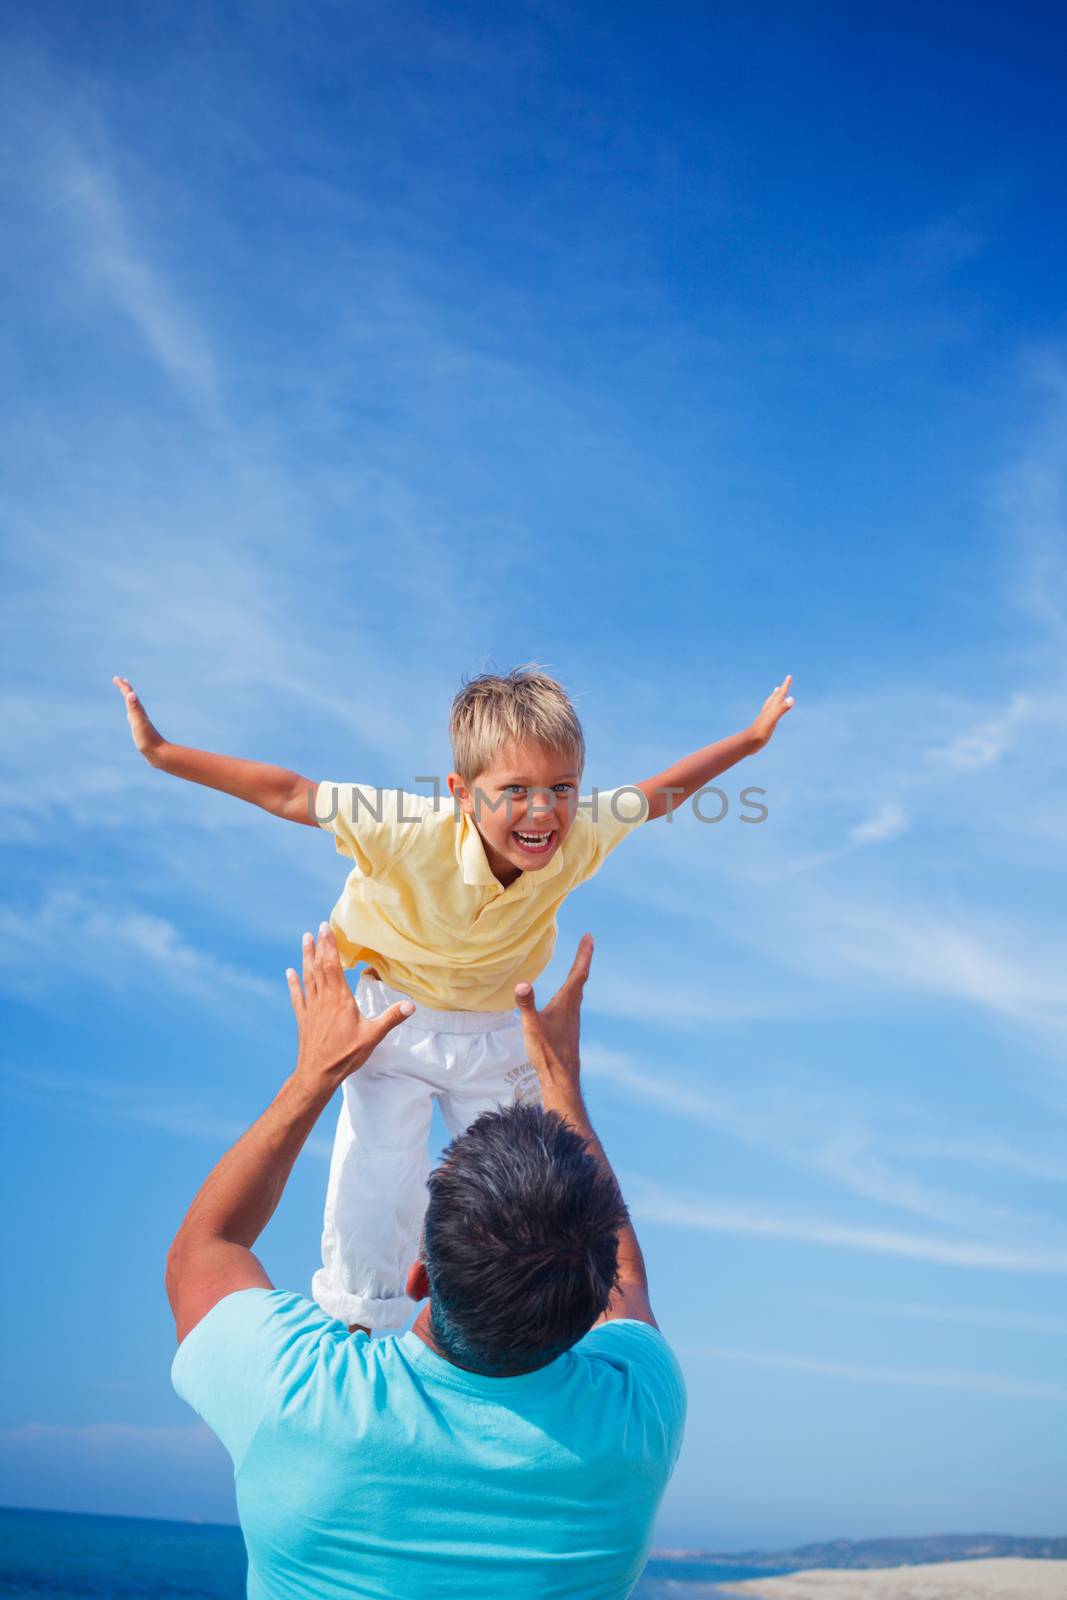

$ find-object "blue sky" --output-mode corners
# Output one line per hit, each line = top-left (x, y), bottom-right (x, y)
(2, 0), (1066, 1552)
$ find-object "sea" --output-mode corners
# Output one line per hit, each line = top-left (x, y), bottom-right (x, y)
(0, 1506), (791, 1598)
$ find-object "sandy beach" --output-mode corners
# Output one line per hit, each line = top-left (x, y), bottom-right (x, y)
(719, 1558), (1067, 1599)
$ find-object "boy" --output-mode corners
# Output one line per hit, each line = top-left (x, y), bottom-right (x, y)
(114, 667), (793, 1332)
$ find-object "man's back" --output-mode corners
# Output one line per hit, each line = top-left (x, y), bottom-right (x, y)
(174, 1289), (686, 1600)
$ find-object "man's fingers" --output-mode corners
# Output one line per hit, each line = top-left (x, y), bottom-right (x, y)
(285, 966), (305, 1019)
(514, 981), (544, 1034)
(564, 933), (594, 992)
(301, 931), (318, 997)
(514, 983), (550, 1062)
(316, 922), (344, 985)
(781, 673), (793, 695)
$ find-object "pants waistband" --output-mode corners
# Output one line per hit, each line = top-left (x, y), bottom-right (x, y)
(355, 975), (519, 1034)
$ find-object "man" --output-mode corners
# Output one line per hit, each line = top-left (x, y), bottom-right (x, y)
(169, 925), (686, 1599)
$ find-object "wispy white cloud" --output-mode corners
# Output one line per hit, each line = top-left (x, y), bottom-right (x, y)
(0, 1063), (335, 1163)
(2, 80), (224, 422)
(926, 693), (1032, 773)
(684, 1345), (1067, 1401)
(0, 888), (277, 1008)
(728, 682), (1067, 887)
(58, 153), (223, 416)
(0, 106), (502, 863)
(812, 896), (1067, 1038)
(630, 1178), (1067, 1274)
(847, 801), (909, 845)
(786, 1293), (1067, 1338)
(634, 852), (1067, 1043)
(894, 1135), (1067, 1184)
(586, 1043), (1059, 1241)
(590, 689), (1067, 1057)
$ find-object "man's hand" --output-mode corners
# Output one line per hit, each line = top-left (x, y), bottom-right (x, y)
(516, 934), (656, 1328)
(113, 675), (166, 764)
(168, 926), (412, 1342)
(748, 674), (795, 749)
(513, 933), (593, 1096)
(287, 923), (413, 1092)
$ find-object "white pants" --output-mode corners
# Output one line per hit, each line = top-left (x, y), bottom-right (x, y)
(311, 975), (540, 1332)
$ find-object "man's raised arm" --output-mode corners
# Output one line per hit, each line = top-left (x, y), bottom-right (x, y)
(514, 938), (655, 1328)
(113, 676), (319, 825)
(166, 926), (412, 1343)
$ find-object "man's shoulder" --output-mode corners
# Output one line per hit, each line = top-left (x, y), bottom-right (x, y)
(171, 1290), (351, 1468)
(574, 1317), (679, 1364)
(572, 1321), (687, 1413)
(172, 1288), (354, 1412)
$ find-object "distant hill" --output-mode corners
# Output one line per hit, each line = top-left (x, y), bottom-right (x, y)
(653, 1534), (1067, 1571)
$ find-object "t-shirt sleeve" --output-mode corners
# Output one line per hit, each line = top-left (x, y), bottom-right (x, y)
(576, 786), (650, 882)
(313, 782), (419, 877)
(574, 1319), (687, 1472)
(171, 1289), (344, 1470)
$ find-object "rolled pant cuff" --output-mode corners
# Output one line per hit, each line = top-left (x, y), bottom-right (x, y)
(311, 1271), (416, 1334)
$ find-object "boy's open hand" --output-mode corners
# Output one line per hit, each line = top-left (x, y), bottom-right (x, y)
(749, 674), (795, 749)
(514, 933), (593, 1092)
(113, 676), (166, 764)
(287, 924), (413, 1090)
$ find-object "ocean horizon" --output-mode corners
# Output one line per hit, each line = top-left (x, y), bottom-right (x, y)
(0, 1505), (791, 1597)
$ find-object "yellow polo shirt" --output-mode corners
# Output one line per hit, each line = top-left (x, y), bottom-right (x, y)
(317, 783), (647, 1012)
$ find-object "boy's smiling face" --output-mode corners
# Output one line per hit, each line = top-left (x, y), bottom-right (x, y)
(448, 740), (581, 885)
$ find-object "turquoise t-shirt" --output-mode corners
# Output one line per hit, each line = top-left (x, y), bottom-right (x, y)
(172, 1289), (685, 1600)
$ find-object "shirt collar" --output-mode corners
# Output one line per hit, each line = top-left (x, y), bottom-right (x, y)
(458, 813), (567, 892)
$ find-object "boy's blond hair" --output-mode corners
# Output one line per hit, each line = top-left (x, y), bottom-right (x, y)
(450, 667), (585, 782)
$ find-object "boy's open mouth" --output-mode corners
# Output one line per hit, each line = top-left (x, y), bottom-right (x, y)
(511, 828), (556, 855)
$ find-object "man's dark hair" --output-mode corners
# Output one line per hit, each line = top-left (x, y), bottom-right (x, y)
(422, 1104), (627, 1376)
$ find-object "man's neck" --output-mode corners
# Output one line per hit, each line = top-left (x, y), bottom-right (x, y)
(410, 1304), (555, 1379)
(411, 1303), (449, 1358)
(410, 1305), (485, 1372)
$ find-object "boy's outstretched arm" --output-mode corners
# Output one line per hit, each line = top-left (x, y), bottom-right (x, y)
(113, 677), (319, 826)
(636, 675), (794, 821)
